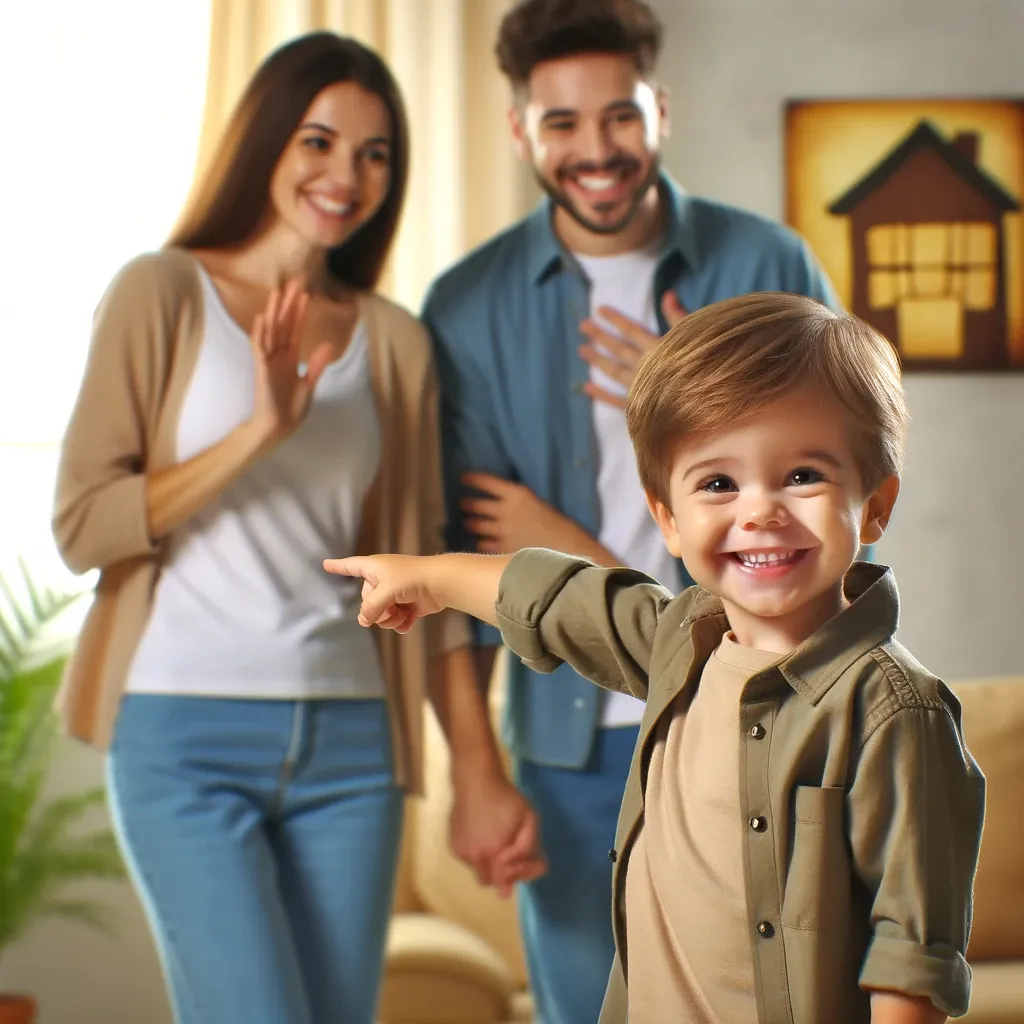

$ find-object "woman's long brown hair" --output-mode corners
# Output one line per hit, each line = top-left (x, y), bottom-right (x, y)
(168, 32), (409, 290)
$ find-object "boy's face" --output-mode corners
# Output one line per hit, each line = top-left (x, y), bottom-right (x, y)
(647, 386), (900, 649)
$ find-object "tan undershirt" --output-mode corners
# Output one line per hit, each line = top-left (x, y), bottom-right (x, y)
(626, 634), (779, 1023)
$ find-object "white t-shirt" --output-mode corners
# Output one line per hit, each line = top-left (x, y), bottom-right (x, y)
(575, 245), (682, 727)
(126, 266), (384, 699)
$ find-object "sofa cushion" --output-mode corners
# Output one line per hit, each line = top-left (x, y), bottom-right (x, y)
(959, 962), (1024, 1024)
(411, 708), (529, 985)
(380, 913), (519, 1023)
(949, 678), (1024, 962)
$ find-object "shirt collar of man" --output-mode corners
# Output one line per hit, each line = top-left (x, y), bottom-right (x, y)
(524, 170), (702, 284)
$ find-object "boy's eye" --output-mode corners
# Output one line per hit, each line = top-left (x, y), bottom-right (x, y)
(787, 467), (825, 487)
(546, 120), (575, 133)
(700, 475), (737, 494)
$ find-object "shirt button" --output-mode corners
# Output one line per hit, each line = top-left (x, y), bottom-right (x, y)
(574, 697), (585, 710)
(573, 457), (588, 469)
(749, 816), (768, 833)
(757, 921), (775, 938)
(608, 848), (618, 863)
(749, 724), (766, 740)
(572, 381), (585, 394)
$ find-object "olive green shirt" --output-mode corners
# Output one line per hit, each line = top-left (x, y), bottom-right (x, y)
(495, 550), (985, 1023)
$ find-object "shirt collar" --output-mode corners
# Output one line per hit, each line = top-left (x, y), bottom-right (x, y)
(524, 171), (702, 284)
(686, 562), (900, 705)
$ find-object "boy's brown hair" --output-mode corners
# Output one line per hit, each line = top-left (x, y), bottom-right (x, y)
(495, 0), (663, 89)
(626, 292), (909, 506)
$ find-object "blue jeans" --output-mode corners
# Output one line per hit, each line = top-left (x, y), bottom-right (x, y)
(107, 695), (403, 1024)
(514, 725), (639, 1024)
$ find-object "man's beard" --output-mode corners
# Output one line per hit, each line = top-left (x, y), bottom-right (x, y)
(535, 154), (661, 237)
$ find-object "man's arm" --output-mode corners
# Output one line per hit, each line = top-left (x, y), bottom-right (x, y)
(423, 284), (621, 577)
(458, 472), (623, 568)
(788, 235), (844, 312)
(849, 689), (985, 1019)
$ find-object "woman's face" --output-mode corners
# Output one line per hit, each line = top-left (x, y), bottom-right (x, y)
(268, 81), (393, 250)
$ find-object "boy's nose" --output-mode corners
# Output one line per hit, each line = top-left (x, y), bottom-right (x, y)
(739, 499), (787, 530)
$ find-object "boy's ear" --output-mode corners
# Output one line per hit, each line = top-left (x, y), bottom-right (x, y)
(646, 491), (682, 558)
(860, 474), (900, 546)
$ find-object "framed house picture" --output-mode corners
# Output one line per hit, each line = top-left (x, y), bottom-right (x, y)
(786, 99), (1024, 371)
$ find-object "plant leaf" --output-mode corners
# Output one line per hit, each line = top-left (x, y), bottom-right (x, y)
(0, 566), (120, 957)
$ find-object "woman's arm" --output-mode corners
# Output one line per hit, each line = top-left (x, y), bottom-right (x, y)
(144, 419), (271, 540)
(55, 267), (332, 571)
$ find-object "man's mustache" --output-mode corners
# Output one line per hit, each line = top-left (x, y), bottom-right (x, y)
(559, 156), (641, 179)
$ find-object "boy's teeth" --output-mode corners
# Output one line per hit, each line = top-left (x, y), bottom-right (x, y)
(737, 551), (796, 566)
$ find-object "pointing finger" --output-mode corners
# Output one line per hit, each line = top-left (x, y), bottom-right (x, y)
(323, 557), (371, 579)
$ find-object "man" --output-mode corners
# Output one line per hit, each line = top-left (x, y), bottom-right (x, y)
(422, 1), (840, 1020)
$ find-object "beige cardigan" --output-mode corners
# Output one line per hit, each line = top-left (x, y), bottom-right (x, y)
(52, 247), (469, 795)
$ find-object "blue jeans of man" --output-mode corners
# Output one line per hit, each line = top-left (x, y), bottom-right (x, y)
(514, 725), (639, 1024)
(107, 695), (403, 1024)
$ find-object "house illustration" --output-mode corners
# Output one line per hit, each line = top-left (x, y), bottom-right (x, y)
(828, 119), (1019, 370)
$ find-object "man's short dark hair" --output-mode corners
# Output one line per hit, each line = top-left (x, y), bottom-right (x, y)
(495, 0), (663, 89)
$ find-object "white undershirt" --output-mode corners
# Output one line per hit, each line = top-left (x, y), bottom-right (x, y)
(576, 245), (682, 727)
(126, 266), (384, 699)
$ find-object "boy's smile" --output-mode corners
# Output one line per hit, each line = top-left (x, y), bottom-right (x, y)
(648, 386), (899, 653)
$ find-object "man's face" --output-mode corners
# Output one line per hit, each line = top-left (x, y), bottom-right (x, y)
(511, 52), (667, 236)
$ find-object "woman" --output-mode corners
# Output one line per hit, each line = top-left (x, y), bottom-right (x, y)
(53, 32), (543, 1024)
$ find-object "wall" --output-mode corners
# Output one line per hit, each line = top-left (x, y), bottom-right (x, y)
(650, 0), (1024, 679)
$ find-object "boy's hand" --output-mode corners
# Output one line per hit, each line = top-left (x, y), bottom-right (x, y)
(325, 552), (509, 629)
(869, 991), (946, 1024)
(323, 554), (444, 632)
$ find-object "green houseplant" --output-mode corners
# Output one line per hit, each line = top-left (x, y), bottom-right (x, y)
(0, 564), (125, 1023)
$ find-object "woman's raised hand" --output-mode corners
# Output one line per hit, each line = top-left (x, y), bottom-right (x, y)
(250, 281), (335, 444)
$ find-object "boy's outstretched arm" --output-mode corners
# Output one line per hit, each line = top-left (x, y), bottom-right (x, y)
(328, 548), (678, 701)
(323, 552), (508, 632)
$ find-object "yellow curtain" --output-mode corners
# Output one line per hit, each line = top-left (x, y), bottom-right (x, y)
(193, 0), (533, 311)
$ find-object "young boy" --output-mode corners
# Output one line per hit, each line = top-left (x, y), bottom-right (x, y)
(325, 292), (985, 1024)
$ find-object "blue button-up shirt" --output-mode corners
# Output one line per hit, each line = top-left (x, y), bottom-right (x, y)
(422, 174), (841, 769)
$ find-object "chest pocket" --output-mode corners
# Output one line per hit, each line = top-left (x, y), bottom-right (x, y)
(781, 785), (850, 932)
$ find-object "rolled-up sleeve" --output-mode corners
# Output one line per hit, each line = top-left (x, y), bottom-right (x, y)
(850, 687), (986, 1016)
(53, 257), (169, 574)
(495, 548), (675, 700)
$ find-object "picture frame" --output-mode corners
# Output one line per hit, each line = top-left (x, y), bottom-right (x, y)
(785, 99), (1024, 371)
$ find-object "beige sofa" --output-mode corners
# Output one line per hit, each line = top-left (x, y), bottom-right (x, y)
(955, 678), (1024, 1022)
(379, 672), (1024, 1023)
